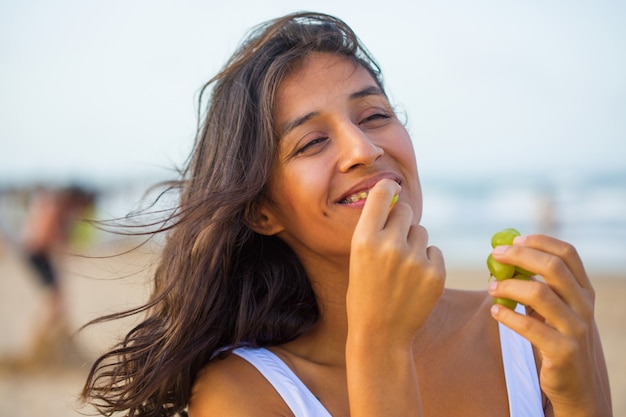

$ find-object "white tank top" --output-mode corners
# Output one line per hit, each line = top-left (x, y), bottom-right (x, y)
(233, 347), (332, 416)
(233, 305), (544, 416)
(498, 303), (544, 416)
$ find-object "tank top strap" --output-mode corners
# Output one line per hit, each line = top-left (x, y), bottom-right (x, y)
(232, 347), (333, 417)
(498, 304), (544, 417)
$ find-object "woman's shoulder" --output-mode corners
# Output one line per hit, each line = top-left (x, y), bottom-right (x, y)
(189, 350), (292, 417)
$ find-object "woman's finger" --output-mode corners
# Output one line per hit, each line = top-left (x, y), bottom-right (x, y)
(513, 234), (593, 291)
(492, 242), (594, 318)
(488, 278), (583, 337)
(356, 179), (401, 233)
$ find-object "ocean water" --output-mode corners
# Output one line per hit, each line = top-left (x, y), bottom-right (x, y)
(2, 169), (624, 276)
(420, 169), (626, 275)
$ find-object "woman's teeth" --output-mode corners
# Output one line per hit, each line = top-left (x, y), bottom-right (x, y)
(342, 190), (369, 204)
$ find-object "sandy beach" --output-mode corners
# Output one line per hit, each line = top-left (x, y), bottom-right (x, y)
(1, 241), (624, 416)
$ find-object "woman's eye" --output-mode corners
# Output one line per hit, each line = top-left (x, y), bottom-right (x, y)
(296, 137), (328, 155)
(360, 113), (391, 125)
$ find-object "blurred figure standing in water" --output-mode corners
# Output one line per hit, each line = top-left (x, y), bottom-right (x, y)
(537, 191), (559, 237)
(18, 185), (95, 366)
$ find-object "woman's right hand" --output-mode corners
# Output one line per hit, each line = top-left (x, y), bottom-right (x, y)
(346, 178), (445, 343)
(345, 178), (445, 417)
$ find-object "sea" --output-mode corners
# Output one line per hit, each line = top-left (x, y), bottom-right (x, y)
(1, 168), (625, 276)
(420, 169), (626, 275)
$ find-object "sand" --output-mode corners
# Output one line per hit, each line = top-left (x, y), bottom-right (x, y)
(1, 242), (624, 416)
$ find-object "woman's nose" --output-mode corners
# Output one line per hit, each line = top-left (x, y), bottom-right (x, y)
(337, 124), (384, 172)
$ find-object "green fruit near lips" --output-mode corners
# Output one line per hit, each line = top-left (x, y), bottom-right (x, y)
(390, 194), (399, 207)
(487, 254), (515, 281)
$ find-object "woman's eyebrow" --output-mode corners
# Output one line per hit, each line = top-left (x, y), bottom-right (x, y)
(279, 85), (385, 139)
(280, 111), (320, 139)
(349, 85), (385, 101)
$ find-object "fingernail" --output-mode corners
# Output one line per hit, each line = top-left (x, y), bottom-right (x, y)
(490, 304), (500, 316)
(492, 245), (507, 255)
(488, 280), (498, 294)
(513, 235), (527, 245)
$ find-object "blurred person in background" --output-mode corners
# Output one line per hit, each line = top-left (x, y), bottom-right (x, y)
(16, 184), (96, 367)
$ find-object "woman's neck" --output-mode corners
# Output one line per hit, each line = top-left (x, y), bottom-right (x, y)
(278, 258), (352, 366)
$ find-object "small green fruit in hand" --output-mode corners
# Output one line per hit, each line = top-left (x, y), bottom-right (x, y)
(487, 254), (515, 281)
(490, 227), (521, 248)
(487, 227), (529, 310)
(390, 194), (399, 208)
(513, 272), (532, 281)
(515, 265), (536, 277)
(493, 297), (517, 310)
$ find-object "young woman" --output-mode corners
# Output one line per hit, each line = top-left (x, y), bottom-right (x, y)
(81, 12), (612, 417)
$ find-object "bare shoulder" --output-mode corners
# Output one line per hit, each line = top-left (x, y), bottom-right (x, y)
(189, 352), (292, 417)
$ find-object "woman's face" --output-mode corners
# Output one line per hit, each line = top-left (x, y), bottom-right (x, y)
(257, 52), (422, 267)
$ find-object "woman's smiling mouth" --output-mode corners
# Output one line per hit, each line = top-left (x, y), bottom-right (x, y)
(338, 178), (402, 205)
(339, 189), (370, 204)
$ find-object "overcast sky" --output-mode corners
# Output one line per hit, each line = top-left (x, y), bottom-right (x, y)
(1, 0), (625, 186)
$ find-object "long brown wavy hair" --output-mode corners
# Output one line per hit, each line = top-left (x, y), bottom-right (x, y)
(81, 11), (385, 417)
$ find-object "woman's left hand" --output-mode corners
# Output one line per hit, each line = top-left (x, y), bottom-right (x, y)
(488, 234), (612, 417)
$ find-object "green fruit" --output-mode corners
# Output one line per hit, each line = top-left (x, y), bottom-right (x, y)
(515, 265), (536, 277)
(490, 228), (521, 248)
(487, 228), (529, 310)
(493, 297), (517, 310)
(487, 254), (515, 281)
(513, 273), (532, 281)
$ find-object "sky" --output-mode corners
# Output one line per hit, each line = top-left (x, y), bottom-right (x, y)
(1, 0), (625, 187)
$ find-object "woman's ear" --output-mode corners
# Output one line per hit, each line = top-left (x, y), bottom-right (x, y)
(247, 200), (284, 236)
